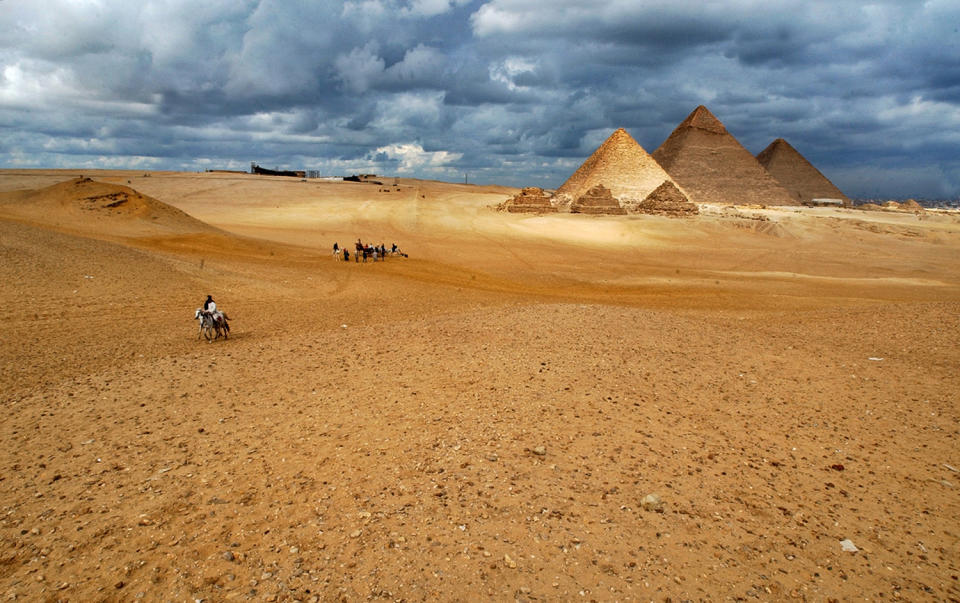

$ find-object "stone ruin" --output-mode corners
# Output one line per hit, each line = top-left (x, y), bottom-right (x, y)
(499, 187), (558, 213)
(570, 184), (627, 215)
(631, 181), (699, 217)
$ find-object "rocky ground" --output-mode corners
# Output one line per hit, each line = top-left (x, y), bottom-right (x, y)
(1, 170), (959, 601)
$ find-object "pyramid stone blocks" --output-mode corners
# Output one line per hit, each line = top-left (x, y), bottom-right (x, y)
(570, 184), (627, 214)
(756, 138), (850, 206)
(652, 106), (799, 206)
(555, 128), (686, 210)
(633, 181), (699, 216)
(500, 187), (558, 213)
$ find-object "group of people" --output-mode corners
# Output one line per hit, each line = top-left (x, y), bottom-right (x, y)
(332, 239), (406, 262)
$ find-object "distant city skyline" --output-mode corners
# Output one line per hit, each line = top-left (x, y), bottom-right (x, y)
(1, 0), (958, 199)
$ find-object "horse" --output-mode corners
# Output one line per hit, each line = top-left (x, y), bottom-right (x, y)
(195, 308), (216, 341)
(194, 309), (231, 341)
(214, 311), (231, 339)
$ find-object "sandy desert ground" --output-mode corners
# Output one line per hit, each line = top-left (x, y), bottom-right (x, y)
(1, 169), (958, 601)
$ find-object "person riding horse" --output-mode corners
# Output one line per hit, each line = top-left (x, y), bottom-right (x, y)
(202, 295), (228, 331)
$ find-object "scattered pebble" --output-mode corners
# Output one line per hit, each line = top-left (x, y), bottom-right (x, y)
(840, 539), (859, 553)
(642, 493), (664, 513)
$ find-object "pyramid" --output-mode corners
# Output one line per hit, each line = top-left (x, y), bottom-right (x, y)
(554, 128), (686, 210)
(756, 138), (850, 206)
(634, 181), (698, 217)
(652, 106), (798, 206)
(570, 184), (627, 215)
(499, 187), (558, 213)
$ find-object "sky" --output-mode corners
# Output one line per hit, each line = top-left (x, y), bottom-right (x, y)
(1, 0), (959, 199)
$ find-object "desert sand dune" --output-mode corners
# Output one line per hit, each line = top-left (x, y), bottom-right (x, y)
(1, 170), (958, 601)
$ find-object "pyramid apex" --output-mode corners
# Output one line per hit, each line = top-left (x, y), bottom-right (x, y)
(678, 105), (727, 135)
(607, 127), (634, 140)
(757, 137), (801, 162)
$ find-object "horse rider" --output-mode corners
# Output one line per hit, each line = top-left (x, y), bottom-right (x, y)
(203, 295), (226, 328)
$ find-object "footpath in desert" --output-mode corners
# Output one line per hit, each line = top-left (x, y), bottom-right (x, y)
(1, 169), (959, 601)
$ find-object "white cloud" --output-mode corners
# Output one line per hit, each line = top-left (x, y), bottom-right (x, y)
(371, 142), (462, 172)
(404, 0), (471, 17)
(371, 92), (445, 131)
(489, 57), (538, 91)
(334, 43), (386, 94)
(384, 44), (446, 84)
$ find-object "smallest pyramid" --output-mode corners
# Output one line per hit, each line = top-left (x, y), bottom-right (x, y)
(756, 138), (850, 206)
(570, 184), (627, 215)
(499, 187), (558, 213)
(634, 181), (699, 217)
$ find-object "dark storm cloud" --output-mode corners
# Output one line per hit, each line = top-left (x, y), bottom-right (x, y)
(1, 0), (958, 198)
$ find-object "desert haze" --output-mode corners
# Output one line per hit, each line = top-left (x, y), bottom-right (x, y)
(1, 170), (958, 601)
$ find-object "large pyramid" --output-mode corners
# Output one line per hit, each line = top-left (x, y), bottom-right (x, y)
(652, 106), (798, 206)
(554, 128), (685, 210)
(756, 138), (850, 206)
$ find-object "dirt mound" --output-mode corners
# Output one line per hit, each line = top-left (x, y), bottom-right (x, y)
(569, 183), (627, 214)
(498, 187), (558, 213)
(0, 176), (218, 238)
(756, 138), (850, 205)
(631, 180), (699, 217)
(653, 106), (798, 207)
(553, 128), (686, 209)
(900, 199), (925, 211)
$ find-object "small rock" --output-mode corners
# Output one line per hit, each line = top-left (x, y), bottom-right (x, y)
(532, 446), (546, 456)
(350, 529), (362, 538)
(289, 546), (299, 554)
(840, 539), (858, 553)
(641, 493), (664, 512)
(221, 551), (235, 562)
(504, 554), (517, 569)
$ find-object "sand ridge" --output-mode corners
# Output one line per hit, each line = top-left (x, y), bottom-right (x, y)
(1, 170), (959, 601)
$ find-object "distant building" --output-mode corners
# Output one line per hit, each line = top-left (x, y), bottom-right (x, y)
(250, 163), (305, 178)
